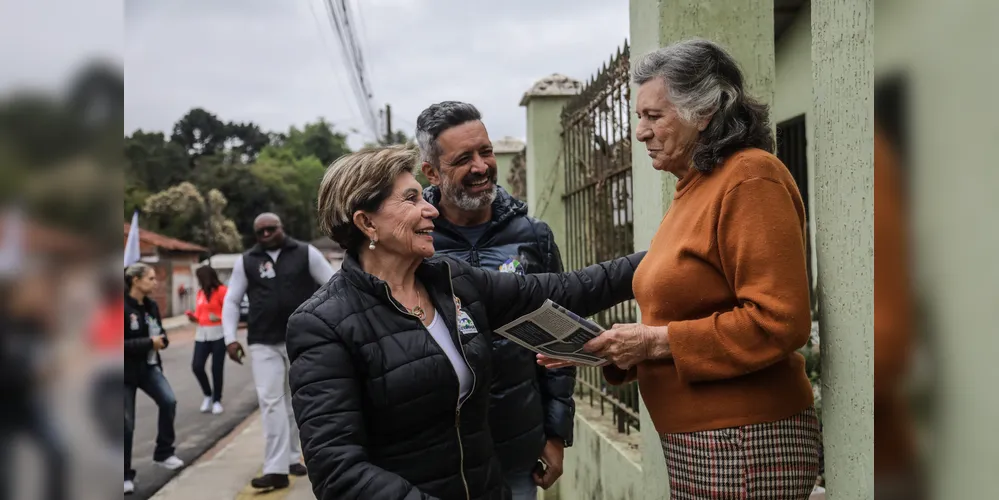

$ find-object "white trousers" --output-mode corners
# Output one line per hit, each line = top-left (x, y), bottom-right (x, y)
(248, 343), (302, 475)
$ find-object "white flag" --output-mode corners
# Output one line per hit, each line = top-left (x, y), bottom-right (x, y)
(124, 211), (141, 267)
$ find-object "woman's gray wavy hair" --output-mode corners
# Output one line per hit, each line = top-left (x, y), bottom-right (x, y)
(632, 39), (774, 173)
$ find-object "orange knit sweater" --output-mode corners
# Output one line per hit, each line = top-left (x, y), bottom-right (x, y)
(605, 148), (814, 434)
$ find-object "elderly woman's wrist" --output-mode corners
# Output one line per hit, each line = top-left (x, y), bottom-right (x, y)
(643, 325), (672, 360)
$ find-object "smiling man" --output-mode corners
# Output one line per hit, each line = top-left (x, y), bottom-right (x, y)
(416, 101), (575, 498)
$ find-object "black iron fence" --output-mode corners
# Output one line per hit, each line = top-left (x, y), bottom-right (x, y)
(560, 41), (640, 434)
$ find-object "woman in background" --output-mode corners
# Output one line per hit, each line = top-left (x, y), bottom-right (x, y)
(124, 263), (183, 495)
(187, 265), (228, 415)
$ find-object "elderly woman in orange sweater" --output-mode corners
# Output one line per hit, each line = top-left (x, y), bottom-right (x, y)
(540, 39), (820, 499)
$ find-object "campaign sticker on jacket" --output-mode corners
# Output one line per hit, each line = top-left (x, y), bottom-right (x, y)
(129, 313), (140, 331)
(499, 258), (525, 275)
(457, 309), (478, 335)
(452, 296), (478, 335)
(259, 261), (276, 279)
(147, 315), (162, 336)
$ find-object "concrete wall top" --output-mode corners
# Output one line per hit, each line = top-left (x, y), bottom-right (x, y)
(519, 73), (582, 106)
(492, 136), (526, 154)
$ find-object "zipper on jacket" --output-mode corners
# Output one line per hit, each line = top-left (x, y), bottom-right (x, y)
(444, 263), (476, 500)
(382, 280), (474, 500)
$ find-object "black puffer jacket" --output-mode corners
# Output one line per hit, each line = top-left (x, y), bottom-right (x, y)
(424, 185), (576, 473)
(123, 294), (168, 386)
(286, 251), (643, 500)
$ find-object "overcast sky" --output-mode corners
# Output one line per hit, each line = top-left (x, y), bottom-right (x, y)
(121, 0), (629, 149)
(0, 0), (123, 95)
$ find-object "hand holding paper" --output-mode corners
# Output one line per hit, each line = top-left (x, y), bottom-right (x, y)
(495, 299), (610, 367)
(583, 323), (670, 369)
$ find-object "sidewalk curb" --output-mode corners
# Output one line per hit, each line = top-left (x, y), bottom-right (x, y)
(150, 410), (261, 500)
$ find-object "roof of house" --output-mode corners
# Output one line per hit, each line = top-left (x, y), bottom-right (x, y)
(124, 223), (208, 253)
(0, 213), (92, 257)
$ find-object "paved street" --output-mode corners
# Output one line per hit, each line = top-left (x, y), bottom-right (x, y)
(151, 414), (314, 500)
(129, 324), (259, 499)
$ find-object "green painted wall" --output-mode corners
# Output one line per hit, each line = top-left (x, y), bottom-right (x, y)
(773, 5), (819, 307)
(494, 151), (518, 194)
(558, 410), (643, 500)
(811, 1), (874, 498)
(524, 97), (570, 253)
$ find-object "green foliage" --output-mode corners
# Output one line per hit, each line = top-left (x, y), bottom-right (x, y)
(364, 129), (430, 188)
(279, 119), (351, 167)
(142, 182), (242, 252)
(0, 61), (124, 245)
(125, 109), (353, 248)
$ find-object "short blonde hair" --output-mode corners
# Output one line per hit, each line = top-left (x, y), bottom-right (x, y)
(317, 145), (419, 251)
(125, 262), (154, 291)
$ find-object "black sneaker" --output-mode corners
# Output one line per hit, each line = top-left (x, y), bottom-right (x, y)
(250, 474), (289, 490)
(289, 463), (307, 477)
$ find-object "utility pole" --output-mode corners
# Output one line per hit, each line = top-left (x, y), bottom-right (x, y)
(384, 104), (392, 144)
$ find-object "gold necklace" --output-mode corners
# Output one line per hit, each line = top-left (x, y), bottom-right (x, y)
(409, 288), (427, 321)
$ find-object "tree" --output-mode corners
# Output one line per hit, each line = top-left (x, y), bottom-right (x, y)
(251, 145), (326, 242)
(364, 130), (429, 188)
(171, 108), (229, 162)
(125, 130), (191, 195)
(226, 121), (271, 163)
(142, 181), (242, 252)
(283, 119), (351, 167)
(126, 110), (354, 247)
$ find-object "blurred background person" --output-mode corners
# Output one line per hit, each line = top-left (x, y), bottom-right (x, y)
(221, 213), (335, 490)
(124, 263), (183, 495)
(89, 271), (125, 453)
(187, 265), (228, 415)
(0, 269), (68, 500)
(874, 112), (921, 499)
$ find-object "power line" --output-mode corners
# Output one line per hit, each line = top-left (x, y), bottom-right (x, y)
(319, 0), (380, 139)
(306, 0), (369, 141)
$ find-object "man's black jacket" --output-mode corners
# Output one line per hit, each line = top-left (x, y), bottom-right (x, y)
(286, 252), (643, 500)
(424, 185), (575, 474)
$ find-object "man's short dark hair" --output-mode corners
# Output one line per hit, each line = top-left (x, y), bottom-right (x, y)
(414, 101), (482, 168)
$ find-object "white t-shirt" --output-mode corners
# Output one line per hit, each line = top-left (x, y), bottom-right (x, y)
(425, 308), (473, 400)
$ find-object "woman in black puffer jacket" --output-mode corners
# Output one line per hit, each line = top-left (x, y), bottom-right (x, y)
(287, 146), (643, 500)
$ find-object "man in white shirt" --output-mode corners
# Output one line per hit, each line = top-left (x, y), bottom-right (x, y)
(222, 213), (335, 490)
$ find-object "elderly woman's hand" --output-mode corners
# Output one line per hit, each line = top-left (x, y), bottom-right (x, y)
(583, 323), (671, 370)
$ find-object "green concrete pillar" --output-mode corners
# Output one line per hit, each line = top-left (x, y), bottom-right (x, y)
(812, 1), (874, 498)
(519, 74), (581, 253)
(629, 0), (775, 497)
(492, 136), (526, 196)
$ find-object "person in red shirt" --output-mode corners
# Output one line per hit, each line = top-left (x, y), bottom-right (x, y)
(187, 266), (228, 415)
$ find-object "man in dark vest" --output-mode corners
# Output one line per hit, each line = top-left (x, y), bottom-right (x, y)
(417, 101), (576, 499)
(222, 213), (335, 490)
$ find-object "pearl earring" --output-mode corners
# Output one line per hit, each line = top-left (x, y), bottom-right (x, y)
(368, 239), (377, 250)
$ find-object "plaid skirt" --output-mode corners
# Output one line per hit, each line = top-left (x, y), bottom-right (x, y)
(660, 407), (821, 500)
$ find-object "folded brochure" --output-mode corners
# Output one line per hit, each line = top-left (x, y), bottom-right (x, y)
(493, 299), (608, 367)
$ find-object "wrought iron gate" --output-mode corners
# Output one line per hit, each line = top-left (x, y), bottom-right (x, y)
(560, 42), (640, 433)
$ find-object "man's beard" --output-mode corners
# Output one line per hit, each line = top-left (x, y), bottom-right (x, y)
(441, 172), (497, 212)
